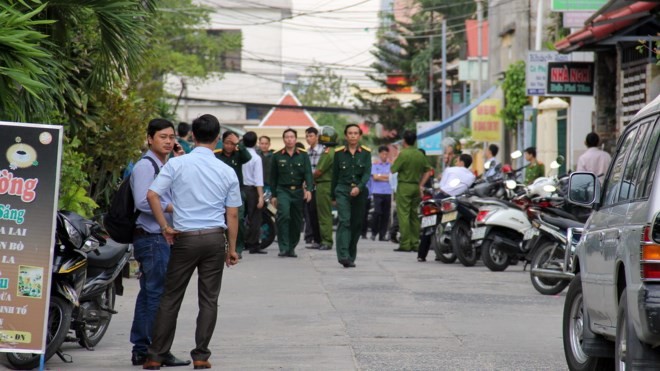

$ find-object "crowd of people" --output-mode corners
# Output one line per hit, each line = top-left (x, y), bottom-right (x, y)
(126, 116), (611, 369)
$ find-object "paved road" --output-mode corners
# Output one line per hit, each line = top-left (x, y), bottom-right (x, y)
(1, 238), (569, 370)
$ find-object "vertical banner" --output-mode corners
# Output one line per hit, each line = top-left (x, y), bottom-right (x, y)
(416, 121), (443, 155)
(471, 99), (503, 142)
(0, 122), (63, 354)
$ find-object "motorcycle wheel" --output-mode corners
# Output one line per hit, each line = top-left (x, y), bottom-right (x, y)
(451, 220), (477, 267)
(530, 241), (570, 295)
(432, 227), (456, 264)
(7, 296), (73, 370)
(480, 237), (510, 272)
(258, 210), (276, 250)
(76, 282), (116, 348)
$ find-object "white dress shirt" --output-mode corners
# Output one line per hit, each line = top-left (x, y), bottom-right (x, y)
(576, 147), (611, 178)
(242, 147), (264, 187)
(439, 166), (476, 196)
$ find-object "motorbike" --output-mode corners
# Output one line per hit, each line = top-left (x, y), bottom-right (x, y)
(259, 190), (277, 249)
(419, 191), (457, 264)
(7, 211), (130, 370)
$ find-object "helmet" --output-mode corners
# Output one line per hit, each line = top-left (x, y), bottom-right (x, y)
(318, 126), (338, 146)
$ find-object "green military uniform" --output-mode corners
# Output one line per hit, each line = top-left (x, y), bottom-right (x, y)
(524, 162), (545, 184)
(391, 147), (432, 252)
(331, 145), (372, 265)
(271, 147), (314, 256)
(315, 146), (335, 249)
(214, 146), (252, 255)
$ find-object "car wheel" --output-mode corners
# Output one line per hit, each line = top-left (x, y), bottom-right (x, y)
(563, 274), (613, 371)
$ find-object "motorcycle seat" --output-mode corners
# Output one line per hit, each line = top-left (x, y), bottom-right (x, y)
(87, 239), (129, 269)
(542, 215), (584, 231)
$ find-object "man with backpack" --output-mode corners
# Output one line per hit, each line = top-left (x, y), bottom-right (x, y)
(129, 118), (189, 367)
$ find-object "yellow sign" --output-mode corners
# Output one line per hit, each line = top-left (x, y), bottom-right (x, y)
(0, 330), (32, 344)
(471, 99), (503, 142)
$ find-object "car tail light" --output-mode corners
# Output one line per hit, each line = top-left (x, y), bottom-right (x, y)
(476, 210), (491, 224)
(641, 225), (660, 281)
(421, 205), (439, 216)
(441, 200), (456, 212)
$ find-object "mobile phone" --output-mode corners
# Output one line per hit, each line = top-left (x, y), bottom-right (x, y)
(173, 143), (181, 152)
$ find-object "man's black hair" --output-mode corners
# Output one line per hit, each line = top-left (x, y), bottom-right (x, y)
(344, 123), (362, 135)
(524, 147), (537, 158)
(488, 144), (499, 157)
(460, 154), (473, 168)
(147, 118), (175, 139)
(283, 128), (297, 138)
(378, 145), (389, 153)
(259, 135), (271, 143)
(585, 132), (599, 148)
(402, 130), (416, 146)
(177, 122), (190, 137)
(191, 114), (220, 144)
(305, 127), (318, 135)
(243, 131), (257, 148)
(222, 130), (238, 142)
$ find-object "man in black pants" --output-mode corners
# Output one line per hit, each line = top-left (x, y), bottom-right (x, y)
(304, 127), (323, 248)
(241, 131), (266, 254)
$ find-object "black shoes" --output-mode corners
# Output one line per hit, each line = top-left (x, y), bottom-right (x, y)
(278, 252), (287, 257)
(318, 245), (332, 250)
(417, 257), (426, 262)
(286, 252), (298, 258)
(393, 248), (409, 252)
(249, 249), (267, 254)
(305, 243), (321, 249)
(162, 353), (191, 367)
(370, 235), (376, 241)
(378, 237), (389, 241)
(132, 351), (147, 366)
(339, 259), (356, 268)
(390, 236), (399, 243)
(135, 352), (190, 367)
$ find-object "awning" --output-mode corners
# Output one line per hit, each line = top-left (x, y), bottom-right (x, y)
(555, 1), (659, 53)
(417, 85), (497, 140)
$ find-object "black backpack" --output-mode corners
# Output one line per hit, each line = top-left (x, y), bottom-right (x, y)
(104, 157), (159, 243)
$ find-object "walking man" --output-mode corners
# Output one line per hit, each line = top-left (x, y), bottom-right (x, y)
(314, 126), (338, 251)
(143, 114), (241, 370)
(370, 145), (393, 241)
(271, 129), (313, 258)
(304, 127), (323, 248)
(129, 119), (189, 367)
(391, 130), (433, 252)
(577, 132), (611, 178)
(214, 131), (252, 257)
(242, 131), (266, 254)
(331, 124), (372, 268)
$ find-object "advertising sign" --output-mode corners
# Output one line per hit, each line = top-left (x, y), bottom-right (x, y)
(527, 51), (571, 96)
(416, 121), (443, 155)
(551, 0), (607, 12)
(0, 122), (63, 354)
(471, 99), (503, 142)
(547, 62), (595, 96)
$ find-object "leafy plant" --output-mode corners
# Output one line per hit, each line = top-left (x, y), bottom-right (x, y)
(58, 137), (98, 217)
(500, 60), (527, 131)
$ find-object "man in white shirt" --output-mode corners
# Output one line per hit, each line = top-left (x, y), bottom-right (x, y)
(577, 132), (611, 179)
(304, 127), (324, 248)
(439, 154), (476, 196)
(241, 131), (266, 254)
(484, 144), (501, 180)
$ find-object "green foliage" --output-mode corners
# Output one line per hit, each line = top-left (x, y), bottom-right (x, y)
(636, 39), (660, 65)
(58, 137), (98, 217)
(500, 60), (527, 131)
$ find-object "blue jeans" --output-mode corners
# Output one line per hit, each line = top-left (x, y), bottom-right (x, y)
(130, 234), (170, 354)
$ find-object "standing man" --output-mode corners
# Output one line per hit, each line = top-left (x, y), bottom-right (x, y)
(331, 124), (372, 268)
(314, 126), (338, 251)
(391, 130), (433, 253)
(129, 119), (189, 367)
(304, 127), (323, 248)
(258, 136), (274, 193)
(484, 144), (500, 179)
(176, 122), (193, 154)
(577, 132), (611, 178)
(214, 131), (251, 258)
(242, 131), (266, 255)
(143, 114), (241, 370)
(370, 145), (393, 241)
(271, 129), (313, 258)
(523, 147), (545, 185)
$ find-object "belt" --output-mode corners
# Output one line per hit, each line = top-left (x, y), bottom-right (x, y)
(279, 185), (303, 190)
(134, 227), (161, 237)
(399, 181), (419, 184)
(177, 227), (225, 237)
(340, 183), (359, 187)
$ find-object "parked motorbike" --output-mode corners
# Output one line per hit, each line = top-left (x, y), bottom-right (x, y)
(7, 211), (129, 370)
(259, 191), (277, 249)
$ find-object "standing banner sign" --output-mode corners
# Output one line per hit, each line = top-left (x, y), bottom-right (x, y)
(416, 121), (443, 155)
(0, 122), (63, 354)
(471, 99), (503, 142)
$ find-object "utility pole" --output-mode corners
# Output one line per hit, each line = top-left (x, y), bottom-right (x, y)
(441, 19), (447, 121)
(532, 0), (543, 108)
(429, 34), (434, 121)
(476, 0), (483, 98)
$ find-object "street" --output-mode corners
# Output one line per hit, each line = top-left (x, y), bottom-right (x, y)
(2, 238), (568, 370)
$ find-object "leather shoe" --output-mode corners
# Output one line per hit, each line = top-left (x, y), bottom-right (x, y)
(417, 257), (426, 262)
(132, 351), (147, 366)
(393, 248), (409, 252)
(318, 245), (332, 250)
(370, 235), (376, 241)
(249, 249), (267, 254)
(143, 360), (162, 370)
(193, 360), (212, 369)
(378, 237), (389, 241)
(286, 252), (298, 258)
(305, 243), (320, 249)
(278, 252), (287, 257)
(162, 352), (190, 367)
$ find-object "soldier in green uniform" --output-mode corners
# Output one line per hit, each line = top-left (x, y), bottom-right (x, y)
(391, 130), (433, 252)
(314, 127), (338, 251)
(523, 146), (545, 184)
(331, 124), (372, 268)
(214, 131), (252, 257)
(271, 128), (313, 258)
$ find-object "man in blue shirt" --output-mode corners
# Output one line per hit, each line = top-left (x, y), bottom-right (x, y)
(370, 145), (393, 241)
(143, 114), (241, 370)
(129, 118), (189, 367)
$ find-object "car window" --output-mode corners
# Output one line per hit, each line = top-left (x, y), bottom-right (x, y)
(635, 117), (660, 199)
(618, 122), (651, 202)
(601, 126), (638, 207)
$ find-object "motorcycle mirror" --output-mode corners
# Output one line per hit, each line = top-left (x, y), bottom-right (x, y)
(449, 178), (461, 188)
(550, 161), (561, 169)
(505, 180), (517, 190)
(555, 155), (565, 165)
(484, 161), (490, 170)
(511, 150), (522, 159)
(543, 185), (557, 193)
